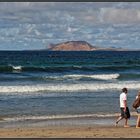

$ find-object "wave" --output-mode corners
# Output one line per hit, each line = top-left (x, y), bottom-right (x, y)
(3, 72), (140, 82)
(2, 72), (140, 82)
(46, 74), (120, 81)
(2, 112), (138, 122)
(0, 81), (140, 94)
(12, 65), (22, 71)
(63, 74), (119, 80)
(42, 65), (140, 72)
(0, 64), (140, 73)
(0, 73), (119, 82)
(0, 65), (23, 72)
(118, 73), (140, 80)
(1, 114), (123, 122)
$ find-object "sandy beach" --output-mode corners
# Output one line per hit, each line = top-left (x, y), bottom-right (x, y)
(0, 125), (140, 138)
(1, 2), (140, 139)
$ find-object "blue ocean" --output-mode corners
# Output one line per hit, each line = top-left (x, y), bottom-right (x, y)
(0, 51), (139, 127)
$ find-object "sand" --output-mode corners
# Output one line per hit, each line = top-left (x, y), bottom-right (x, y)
(0, 125), (140, 138)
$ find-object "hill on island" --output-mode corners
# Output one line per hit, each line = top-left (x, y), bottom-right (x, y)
(47, 41), (123, 51)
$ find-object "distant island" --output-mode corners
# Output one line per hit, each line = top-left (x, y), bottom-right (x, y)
(47, 41), (125, 51)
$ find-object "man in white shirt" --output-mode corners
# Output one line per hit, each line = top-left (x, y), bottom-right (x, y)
(115, 88), (130, 127)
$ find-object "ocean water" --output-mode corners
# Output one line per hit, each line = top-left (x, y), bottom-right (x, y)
(0, 51), (139, 127)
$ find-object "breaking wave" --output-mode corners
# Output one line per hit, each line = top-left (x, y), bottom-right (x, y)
(0, 81), (140, 94)
(0, 64), (140, 73)
(45, 74), (120, 81)
(3, 112), (138, 122)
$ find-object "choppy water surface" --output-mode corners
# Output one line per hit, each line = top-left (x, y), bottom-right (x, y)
(0, 51), (139, 126)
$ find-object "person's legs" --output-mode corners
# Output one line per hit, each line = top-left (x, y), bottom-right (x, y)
(124, 118), (129, 127)
(115, 115), (124, 126)
(136, 115), (140, 128)
(124, 107), (130, 127)
(115, 108), (125, 126)
(136, 108), (140, 128)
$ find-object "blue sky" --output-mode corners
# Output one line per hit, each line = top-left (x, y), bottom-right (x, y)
(0, 2), (140, 50)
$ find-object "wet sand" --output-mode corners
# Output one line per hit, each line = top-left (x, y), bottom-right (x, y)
(0, 125), (140, 138)
(0, 112), (139, 138)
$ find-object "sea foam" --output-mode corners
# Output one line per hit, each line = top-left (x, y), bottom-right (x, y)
(45, 73), (120, 81)
(12, 65), (22, 71)
(3, 112), (138, 122)
(0, 80), (140, 94)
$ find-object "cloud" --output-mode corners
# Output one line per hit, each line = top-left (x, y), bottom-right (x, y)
(0, 2), (140, 50)
(0, 2), (140, 25)
(99, 8), (140, 24)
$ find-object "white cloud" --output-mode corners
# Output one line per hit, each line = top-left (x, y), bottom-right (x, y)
(100, 8), (140, 24)
(0, 2), (140, 50)
(0, 2), (140, 25)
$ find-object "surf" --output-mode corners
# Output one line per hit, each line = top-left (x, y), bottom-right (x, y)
(2, 112), (138, 122)
(0, 80), (140, 94)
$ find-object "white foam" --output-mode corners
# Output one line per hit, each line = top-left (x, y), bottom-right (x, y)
(0, 81), (140, 94)
(63, 74), (120, 80)
(12, 65), (22, 71)
(3, 113), (120, 122)
(47, 73), (120, 80)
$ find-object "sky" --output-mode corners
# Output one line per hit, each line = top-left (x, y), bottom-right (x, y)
(0, 2), (140, 50)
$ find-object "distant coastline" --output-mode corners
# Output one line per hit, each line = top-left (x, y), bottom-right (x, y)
(46, 41), (129, 51)
(0, 41), (139, 51)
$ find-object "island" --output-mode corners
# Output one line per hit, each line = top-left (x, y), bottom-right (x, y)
(47, 41), (124, 51)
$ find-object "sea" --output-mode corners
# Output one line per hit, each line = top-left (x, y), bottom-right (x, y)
(0, 50), (139, 128)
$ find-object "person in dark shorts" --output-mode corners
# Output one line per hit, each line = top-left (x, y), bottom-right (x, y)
(115, 88), (130, 127)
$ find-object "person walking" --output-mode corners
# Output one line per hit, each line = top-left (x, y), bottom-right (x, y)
(132, 91), (140, 128)
(115, 88), (130, 127)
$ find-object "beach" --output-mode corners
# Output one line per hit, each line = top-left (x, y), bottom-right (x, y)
(1, 1), (140, 138)
(0, 51), (140, 138)
(0, 113), (139, 138)
(0, 125), (140, 138)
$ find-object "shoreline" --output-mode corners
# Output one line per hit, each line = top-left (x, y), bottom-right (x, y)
(0, 114), (139, 138)
(0, 115), (137, 128)
(0, 112), (138, 128)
